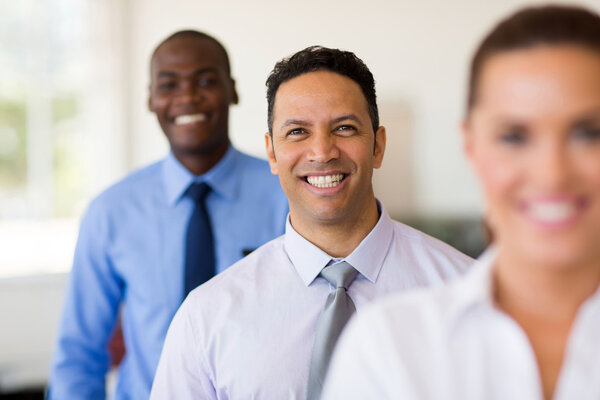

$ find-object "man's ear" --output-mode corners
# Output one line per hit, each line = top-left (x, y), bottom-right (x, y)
(265, 132), (278, 175)
(230, 79), (239, 105)
(148, 84), (155, 112)
(373, 126), (386, 169)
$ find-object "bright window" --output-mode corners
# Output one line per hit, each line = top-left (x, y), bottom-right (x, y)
(0, 0), (127, 278)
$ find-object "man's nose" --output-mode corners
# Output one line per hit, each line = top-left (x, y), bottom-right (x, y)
(307, 131), (340, 164)
(174, 79), (202, 103)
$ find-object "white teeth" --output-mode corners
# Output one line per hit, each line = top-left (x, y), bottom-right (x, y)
(306, 174), (344, 188)
(174, 114), (206, 125)
(528, 202), (577, 222)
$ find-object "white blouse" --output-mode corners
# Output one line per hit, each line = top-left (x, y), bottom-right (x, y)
(322, 248), (600, 400)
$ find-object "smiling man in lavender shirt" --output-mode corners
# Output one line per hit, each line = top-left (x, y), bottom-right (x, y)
(150, 45), (472, 400)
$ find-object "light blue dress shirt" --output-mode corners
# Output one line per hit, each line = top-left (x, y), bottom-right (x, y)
(49, 146), (289, 400)
(150, 204), (473, 399)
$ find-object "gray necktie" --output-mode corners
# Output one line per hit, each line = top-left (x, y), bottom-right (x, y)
(306, 261), (359, 400)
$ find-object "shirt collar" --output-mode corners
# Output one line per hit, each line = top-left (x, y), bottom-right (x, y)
(582, 278), (600, 320)
(284, 200), (395, 286)
(446, 246), (501, 325)
(162, 145), (240, 206)
(448, 246), (600, 326)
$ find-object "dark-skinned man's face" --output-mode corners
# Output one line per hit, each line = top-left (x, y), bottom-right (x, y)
(148, 35), (238, 160)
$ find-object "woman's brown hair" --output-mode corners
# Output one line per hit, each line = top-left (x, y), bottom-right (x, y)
(467, 5), (600, 112)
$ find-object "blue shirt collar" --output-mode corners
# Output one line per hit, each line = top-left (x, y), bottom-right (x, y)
(284, 200), (394, 286)
(162, 145), (240, 206)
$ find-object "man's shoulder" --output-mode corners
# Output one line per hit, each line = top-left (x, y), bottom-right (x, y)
(231, 149), (279, 184)
(230, 148), (287, 208)
(85, 160), (164, 216)
(187, 235), (287, 301)
(178, 234), (289, 338)
(232, 149), (270, 173)
(355, 273), (465, 346)
(372, 279), (458, 319)
(347, 251), (494, 369)
(391, 220), (472, 262)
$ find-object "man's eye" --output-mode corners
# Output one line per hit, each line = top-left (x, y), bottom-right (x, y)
(287, 128), (307, 136)
(335, 125), (356, 135)
(158, 82), (177, 92)
(198, 78), (217, 88)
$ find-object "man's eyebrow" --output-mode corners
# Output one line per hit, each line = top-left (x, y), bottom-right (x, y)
(331, 114), (362, 125)
(157, 71), (178, 79)
(281, 119), (313, 128)
(280, 114), (364, 129)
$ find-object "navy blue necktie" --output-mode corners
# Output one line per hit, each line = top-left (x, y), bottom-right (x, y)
(184, 182), (215, 299)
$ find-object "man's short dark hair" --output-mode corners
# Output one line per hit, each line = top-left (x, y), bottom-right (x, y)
(266, 45), (379, 134)
(152, 29), (232, 75)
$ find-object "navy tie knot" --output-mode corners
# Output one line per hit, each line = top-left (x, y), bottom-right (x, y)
(187, 182), (210, 203)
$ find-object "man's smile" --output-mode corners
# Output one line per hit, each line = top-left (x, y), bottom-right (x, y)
(174, 113), (207, 126)
(305, 173), (346, 188)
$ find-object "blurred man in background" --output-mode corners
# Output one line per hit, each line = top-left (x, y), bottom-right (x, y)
(48, 30), (288, 399)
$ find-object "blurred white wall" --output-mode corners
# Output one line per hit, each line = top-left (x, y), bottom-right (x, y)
(0, 274), (66, 390)
(125, 0), (600, 219)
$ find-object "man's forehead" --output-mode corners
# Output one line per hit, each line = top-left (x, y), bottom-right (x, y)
(151, 36), (227, 75)
(277, 71), (364, 100)
(273, 71), (369, 121)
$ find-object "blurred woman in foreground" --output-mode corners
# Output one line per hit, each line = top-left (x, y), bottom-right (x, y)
(322, 5), (600, 400)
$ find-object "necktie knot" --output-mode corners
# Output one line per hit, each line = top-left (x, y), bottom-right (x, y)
(187, 182), (210, 203)
(320, 261), (358, 290)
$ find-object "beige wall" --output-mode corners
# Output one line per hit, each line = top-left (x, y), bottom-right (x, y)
(126, 0), (600, 218)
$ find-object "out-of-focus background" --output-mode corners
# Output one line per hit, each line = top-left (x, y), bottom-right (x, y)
(1, 0), (598, 397)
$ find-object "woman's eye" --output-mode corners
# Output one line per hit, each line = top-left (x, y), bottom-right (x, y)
(498, 127), (527, 145)
(572, 125), (600, 143)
